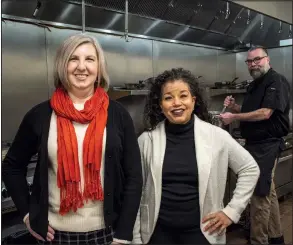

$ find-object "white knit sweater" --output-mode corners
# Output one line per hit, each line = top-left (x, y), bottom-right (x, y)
(47, 103), (106, 232)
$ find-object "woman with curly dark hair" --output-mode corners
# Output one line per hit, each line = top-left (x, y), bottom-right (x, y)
(143, 68), (212, 129)
(132, 68), (260, 244)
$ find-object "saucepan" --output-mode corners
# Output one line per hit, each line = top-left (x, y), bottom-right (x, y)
(124, 81), (145, 90)
(124, 77), (155, 90)
(209, 111), (224, 128)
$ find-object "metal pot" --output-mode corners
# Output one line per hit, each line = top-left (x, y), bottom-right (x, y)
(124, 80), (145, 90)
(214, 77), (239, 89)
(209, 111), (224, 128)
(143, 77), (154, 89)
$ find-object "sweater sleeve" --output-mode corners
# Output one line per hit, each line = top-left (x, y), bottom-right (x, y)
(2, 108), (39, 218)
(221, 131), (260, 223)
(132, 133), (149, 244)
(113, 106), (143, 242)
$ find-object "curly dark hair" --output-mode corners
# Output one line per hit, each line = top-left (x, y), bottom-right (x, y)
(144, 68), (212, 130)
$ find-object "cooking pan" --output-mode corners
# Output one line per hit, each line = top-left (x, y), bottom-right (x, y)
(124, 80), (145, 90)
(214, 77), (239, 89)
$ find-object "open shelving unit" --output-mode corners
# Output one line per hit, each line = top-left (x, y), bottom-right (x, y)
(205, 88), (247, 98)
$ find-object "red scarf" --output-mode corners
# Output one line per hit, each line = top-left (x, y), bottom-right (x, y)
(50, 87), (109, 215)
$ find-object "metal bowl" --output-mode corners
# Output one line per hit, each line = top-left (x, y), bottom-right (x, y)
(209, 111), (224, 128)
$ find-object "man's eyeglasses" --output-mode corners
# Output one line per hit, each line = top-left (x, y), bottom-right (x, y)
(245, 56), (267, 65)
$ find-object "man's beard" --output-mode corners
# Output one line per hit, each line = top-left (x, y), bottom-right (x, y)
(249, 67), (267, 79)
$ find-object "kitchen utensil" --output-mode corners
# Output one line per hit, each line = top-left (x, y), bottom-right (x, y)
(220, 95), (233, 114)
(230, 77), (239, 84)
(221, 106), (227, 114)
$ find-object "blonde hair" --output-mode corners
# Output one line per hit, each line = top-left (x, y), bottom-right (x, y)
(53, 33), (110, 91)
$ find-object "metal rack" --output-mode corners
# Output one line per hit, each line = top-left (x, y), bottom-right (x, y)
(205, 88), (247, 97)
(112, 87), (150, 95)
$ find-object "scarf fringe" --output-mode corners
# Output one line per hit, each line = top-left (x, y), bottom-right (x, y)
(83, 165), (104, 201)
(59, 182), (84, 215)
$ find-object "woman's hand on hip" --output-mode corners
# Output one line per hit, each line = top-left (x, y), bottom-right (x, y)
(202, 211), (232, 236)
(24, 215), (55, 241)
(111, 242), (122, 245)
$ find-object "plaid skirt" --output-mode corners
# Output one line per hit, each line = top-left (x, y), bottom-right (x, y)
(37, 227), (114, 245)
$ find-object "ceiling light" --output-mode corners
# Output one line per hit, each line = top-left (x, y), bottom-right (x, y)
(260, 14), (264, 29)
(33, 1), (41, 18)
(193, 2), (203, 14)
(278, 21), (282, 34)
(103, 30), (113, 33)
(168, 0), (174, 8)
(246, 9), (251, 25)
(225, 2), (230, 20)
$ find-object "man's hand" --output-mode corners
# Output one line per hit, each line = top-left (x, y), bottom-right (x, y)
(219, 112), (235, 125)
(223, 96), (235, 109)
(24, 215), (55, 242)
(202, 211), (233, 236)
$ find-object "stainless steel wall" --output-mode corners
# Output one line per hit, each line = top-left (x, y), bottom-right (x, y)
(45, 27), (234, 89)
(45, 28), (81, 95)
(2, 20), (291, 142)
(152, 43), (236, 84)
(2, 21), (49, 142)
(45, 28), (154, 96)
(2, 20), (237, 141)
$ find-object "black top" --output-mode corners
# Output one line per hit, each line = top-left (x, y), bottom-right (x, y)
(2, 100), (142, 241)
(158, 115), (201, 230)
(240, 68), (290, 142)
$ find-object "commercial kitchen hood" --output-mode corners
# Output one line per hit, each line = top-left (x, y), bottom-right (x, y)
(2, 0), (292, 50)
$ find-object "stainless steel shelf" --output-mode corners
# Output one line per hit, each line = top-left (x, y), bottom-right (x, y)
(112, 87), (149, 95)
(205, 88), (247, 97)
(111, 87), (246, 97)
(279, 154), (293, 163)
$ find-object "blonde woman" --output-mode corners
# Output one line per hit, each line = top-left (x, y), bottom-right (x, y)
(2, 34), (142, 245)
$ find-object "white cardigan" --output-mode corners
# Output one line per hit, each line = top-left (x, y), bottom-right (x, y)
(132, 116), (260, 244)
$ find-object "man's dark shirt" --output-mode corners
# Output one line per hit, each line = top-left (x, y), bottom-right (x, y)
(240, 68), (291, 142)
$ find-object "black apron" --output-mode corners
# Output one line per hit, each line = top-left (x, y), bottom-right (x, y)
(245, 138), (285, 196)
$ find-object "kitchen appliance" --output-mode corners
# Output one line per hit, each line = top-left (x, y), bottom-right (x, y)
(226, 132), (293, 233)
(275, 132), (293, 198)
(1, 145), (37, 214)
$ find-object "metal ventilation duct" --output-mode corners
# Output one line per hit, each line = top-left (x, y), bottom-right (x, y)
(2, 0), (292, 50)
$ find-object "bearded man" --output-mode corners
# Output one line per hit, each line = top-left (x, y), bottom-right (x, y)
(220, 46), (290, 245)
